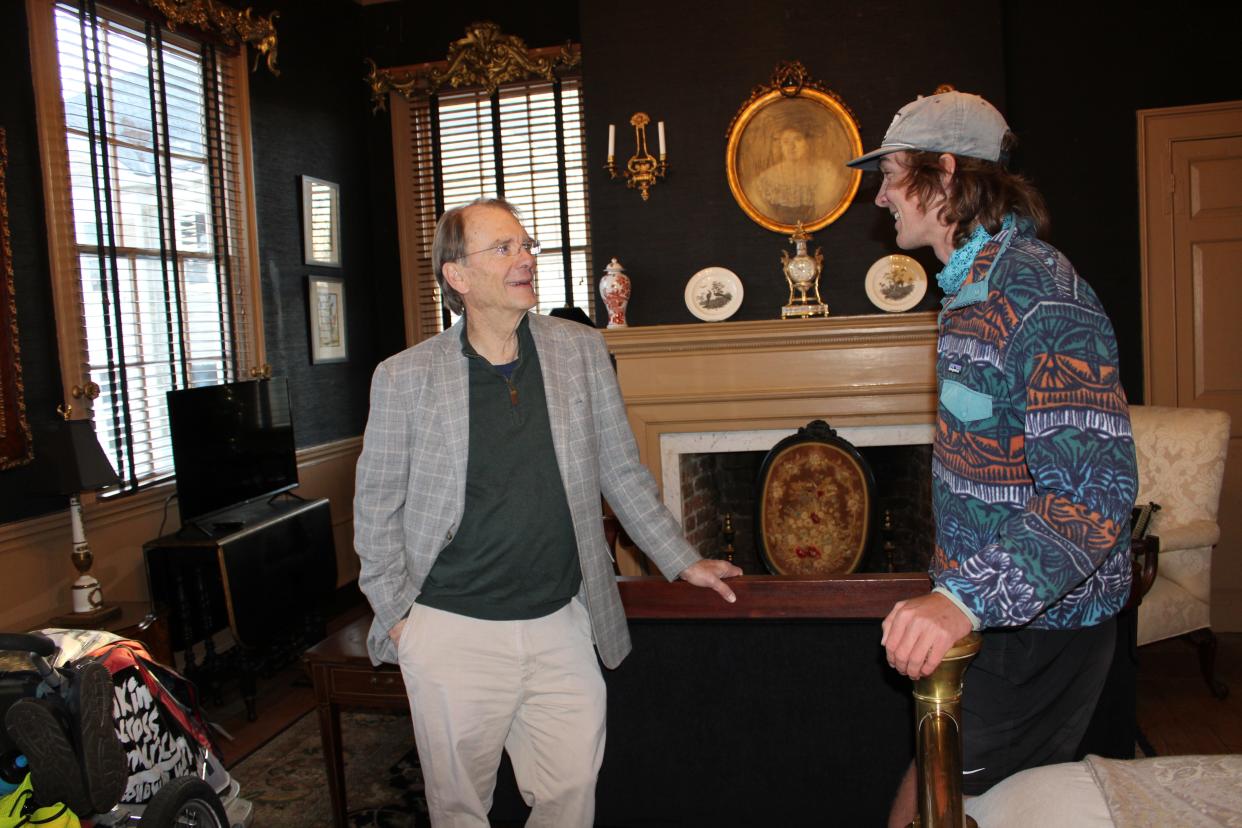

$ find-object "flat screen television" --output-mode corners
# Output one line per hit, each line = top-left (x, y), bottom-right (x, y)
(167, 378), (299, 526)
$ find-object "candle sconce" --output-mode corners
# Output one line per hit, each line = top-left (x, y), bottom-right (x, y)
(605, 112), (668, 201)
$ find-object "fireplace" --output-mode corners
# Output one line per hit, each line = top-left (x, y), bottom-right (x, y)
(602, 312), (939, 575)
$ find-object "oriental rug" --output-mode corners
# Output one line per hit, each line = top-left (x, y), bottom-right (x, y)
(229, 709), (426, 827)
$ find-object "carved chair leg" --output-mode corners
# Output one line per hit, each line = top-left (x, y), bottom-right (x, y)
(1184, 628), (1229, 700)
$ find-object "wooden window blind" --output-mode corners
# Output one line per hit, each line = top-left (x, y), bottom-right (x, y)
(30, 0), (262, 491)
(392, 75), (593, 342)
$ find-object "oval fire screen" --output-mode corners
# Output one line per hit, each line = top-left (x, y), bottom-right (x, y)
(755, 420), (875, 576)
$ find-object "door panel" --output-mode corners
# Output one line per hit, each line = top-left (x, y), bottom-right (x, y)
(1172, 135), (1242, 411)
(1140, 101), (1242, 631)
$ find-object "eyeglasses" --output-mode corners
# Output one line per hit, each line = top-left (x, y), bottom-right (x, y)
(458, 239), (542, 261)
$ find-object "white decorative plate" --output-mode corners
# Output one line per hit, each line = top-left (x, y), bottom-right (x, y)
(865, 254), (928, 313)
(685, 267), (744, 322)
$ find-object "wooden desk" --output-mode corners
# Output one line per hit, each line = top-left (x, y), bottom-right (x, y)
(145, 497), (336, 718)
(303, 616), (407, 828)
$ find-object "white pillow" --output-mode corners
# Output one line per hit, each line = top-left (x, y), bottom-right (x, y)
(964, 762), (1114, 828)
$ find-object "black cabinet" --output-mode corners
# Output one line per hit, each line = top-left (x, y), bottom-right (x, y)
(143, 496), (336, 717)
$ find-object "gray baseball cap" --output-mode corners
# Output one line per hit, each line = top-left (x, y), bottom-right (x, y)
(847, 91), (1009, 170)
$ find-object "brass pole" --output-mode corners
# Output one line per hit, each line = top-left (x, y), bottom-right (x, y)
(911, 632), (981, 828)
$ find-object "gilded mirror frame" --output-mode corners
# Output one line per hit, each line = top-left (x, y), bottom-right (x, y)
(725, 63), (863, 234)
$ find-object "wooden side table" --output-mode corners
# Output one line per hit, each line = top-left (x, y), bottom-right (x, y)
(42, 600), (173, 666)
(303, 616), (408, 828)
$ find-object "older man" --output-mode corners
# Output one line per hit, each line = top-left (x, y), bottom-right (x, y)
(846, 92), (1138, 825)
(354, 197), (740, 826)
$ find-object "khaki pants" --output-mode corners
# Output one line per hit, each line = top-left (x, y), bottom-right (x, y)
(397, 600), (606, 827)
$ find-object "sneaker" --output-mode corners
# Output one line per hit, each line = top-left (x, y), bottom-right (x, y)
(66, 658), (127, 814)
(4, 697), (92, 815)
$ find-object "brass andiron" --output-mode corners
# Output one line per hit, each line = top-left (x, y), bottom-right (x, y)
(911, 632), (981, 828)
(605, 112), (668, 201)
(721, 512), (735, 565)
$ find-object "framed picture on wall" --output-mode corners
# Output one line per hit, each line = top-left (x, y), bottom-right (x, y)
(301, 175), (341, 267)
(0, 126), (33, 469)
(725, 62), (863, 234)
(307, 275), (347, 363)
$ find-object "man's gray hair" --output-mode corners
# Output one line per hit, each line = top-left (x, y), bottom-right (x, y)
(432, 197), (522, 315)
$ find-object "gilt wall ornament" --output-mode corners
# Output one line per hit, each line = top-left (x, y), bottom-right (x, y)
(145, 0), (280, 75)
(366, 22), (581, 112)
(725, 62), (862, 234)
(0, 127), (33, 469)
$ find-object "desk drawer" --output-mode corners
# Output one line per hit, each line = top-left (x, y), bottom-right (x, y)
(330, 667), (405, 699)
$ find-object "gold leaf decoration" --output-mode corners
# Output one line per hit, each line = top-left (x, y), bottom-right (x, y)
(146, 0), (280, 75)
(366, 22), (580, 113)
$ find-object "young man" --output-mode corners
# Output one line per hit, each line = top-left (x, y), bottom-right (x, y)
(353, 198), (740, 827)
(846, 91), (1138, 825)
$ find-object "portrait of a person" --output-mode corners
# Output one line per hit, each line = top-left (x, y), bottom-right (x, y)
(752, 127), (841, 224)
(735, 96), (854, 229)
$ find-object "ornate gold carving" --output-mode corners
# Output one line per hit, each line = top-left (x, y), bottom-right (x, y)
(728, 61), (860, 125)
(145, 0), (280, 75)
(366, 22), (580, 112)
(0, 126), (33, 470)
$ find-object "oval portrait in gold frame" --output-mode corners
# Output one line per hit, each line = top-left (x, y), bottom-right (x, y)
(726, 75), (863, 234)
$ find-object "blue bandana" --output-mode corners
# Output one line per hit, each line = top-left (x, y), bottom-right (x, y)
(936, 214), (1016, 295)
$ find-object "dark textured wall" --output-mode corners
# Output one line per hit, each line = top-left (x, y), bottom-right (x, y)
(4, 0), (1242, 526)
(581, 1), (1005, 327)
(246, 0), (381, 446)
(1001, 4), (1242, 402)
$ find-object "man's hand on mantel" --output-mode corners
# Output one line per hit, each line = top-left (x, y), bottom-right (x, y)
(678, 558), (743, 603)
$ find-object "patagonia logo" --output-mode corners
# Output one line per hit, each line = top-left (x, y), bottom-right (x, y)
(948, 362), (963, 374)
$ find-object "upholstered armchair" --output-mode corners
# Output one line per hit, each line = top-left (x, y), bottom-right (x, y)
(1130, 404), (1232, 698)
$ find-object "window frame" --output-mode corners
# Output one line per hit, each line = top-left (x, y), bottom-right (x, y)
(25, 0), (266, 496)
(387, 52), (592, 347)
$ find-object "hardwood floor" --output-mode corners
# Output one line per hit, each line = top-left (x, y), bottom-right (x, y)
(202, 624), (1242, 771)
(1137, 631), (1242, 755)
(200, 600), (372, 769)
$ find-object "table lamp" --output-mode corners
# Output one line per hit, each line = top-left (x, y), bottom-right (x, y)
(41, 416), (121, 621)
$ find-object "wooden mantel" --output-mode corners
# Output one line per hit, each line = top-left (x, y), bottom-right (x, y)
(601, 312), (939, 491)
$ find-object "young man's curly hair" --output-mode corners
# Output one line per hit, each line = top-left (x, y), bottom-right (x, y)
(892, 133), (1050, 247)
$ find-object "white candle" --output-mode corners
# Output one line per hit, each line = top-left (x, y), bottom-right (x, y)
(608, 124), (615, 158)
(658, 121), (666, 155)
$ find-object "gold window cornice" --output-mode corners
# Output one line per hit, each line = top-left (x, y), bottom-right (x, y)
(365, 21), (581, 112)
(143, 0), (280, 75)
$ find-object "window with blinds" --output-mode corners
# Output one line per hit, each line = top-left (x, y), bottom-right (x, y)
(31, 0), (261, 491)
(395, 76), (593, 340)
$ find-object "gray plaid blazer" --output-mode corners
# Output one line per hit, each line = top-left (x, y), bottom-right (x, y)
(353, 312), (700, 668)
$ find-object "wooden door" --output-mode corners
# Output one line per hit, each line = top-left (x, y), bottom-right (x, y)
(1139, 100), (1242, 631)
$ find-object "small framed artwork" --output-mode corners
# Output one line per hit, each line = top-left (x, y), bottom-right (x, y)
(307, 275), (347, 363)
(301, 175), (341, 267)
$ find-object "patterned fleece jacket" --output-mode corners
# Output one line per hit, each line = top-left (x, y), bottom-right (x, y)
(932, 223), (1138, 630)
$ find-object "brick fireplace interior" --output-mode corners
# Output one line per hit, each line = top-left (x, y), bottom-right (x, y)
(601, 312), (941, 575)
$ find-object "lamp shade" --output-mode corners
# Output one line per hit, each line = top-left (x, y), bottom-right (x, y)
(37, 418), (119, 495)
(548, 306), (596, 328)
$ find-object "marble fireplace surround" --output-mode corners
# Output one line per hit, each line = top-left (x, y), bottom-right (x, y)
(601, 312), (939, 573)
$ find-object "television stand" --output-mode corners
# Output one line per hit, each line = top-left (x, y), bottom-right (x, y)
(144, 497), (336, 719)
